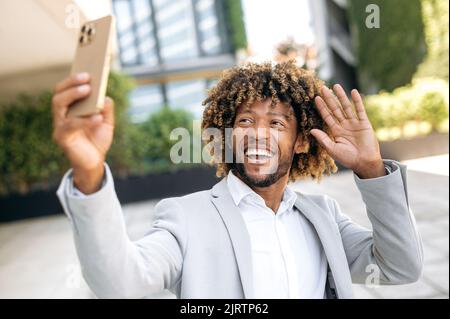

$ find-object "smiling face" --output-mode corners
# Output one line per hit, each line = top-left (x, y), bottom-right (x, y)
(202, 61), (338, 182)
(230, 98), (306, 187)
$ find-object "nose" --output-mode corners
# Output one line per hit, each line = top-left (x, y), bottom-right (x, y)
(254, 125), (270, 140)
(246, 127), (278, 152)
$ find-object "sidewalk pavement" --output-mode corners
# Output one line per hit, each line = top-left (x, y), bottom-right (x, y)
(0, 155), (448, 299)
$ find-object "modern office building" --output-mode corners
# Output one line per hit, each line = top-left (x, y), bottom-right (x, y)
(0, 0), (243, 122)
(308, 0), (357, 90)
(112, 0), (238, 122)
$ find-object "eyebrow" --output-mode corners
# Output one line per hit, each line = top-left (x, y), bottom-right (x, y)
(267, 111), (293, 120)
(238, 109), (293, 120)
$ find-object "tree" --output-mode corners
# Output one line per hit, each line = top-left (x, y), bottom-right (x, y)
(348, 0), (426, 93)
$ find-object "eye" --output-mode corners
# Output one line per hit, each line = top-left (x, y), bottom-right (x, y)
(238, 118), (253, 125)
(271, 120), (285, 128)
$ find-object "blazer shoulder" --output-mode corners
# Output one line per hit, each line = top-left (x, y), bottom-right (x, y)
(154, 188), (213, 214)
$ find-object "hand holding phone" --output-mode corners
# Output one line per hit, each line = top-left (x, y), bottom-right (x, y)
(68, 15), (115, 117)
(52, 71), (115, 194)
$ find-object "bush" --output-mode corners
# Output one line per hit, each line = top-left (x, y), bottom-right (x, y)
(134, 107), (195, 173)
(364, 77), (449, 137)
(0, 92), (65, 194)
(0, 71), (136, 195)
(104, 71), (137, 176)
(415, 0), (449, 80)
(348, 0), (426, 93)
(420, 91), (449, 131)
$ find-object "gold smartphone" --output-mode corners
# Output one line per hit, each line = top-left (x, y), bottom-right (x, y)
(68, 15), (115, 117)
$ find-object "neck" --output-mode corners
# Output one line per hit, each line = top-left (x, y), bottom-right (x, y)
(236, 171), (290, 213)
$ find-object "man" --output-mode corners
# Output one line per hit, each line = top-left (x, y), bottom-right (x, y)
(52, 61), (423, 299)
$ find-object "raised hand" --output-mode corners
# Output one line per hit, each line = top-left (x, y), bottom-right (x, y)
(52, 73), (115, 193)
(311, 84), (386, 179)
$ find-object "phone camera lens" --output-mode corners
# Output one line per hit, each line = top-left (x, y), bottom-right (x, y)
(81, 25), (86, 33)
(79, 35), (85, 44)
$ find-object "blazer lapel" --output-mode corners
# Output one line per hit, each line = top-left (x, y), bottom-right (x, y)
(210, 178), (255, 299)
(294, 192), (354, 299)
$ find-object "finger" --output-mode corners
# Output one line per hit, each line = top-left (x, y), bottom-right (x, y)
(314, 96), (339, 132)
(101, 97), (115, 126)
(54, 73), (90, 94)
(351, 89), (368, 121)
(320, 86), (346, 122)
(64, 113), (103, 132)
(52, 84), (91, 120)
(310, 129), (336, 155)
(333, 84), (356, 119)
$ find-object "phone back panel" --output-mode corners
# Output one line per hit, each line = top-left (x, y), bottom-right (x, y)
(68, 15), (115, 117)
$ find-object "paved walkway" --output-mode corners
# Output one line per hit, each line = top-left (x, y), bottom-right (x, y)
(0, 155), (448, 299)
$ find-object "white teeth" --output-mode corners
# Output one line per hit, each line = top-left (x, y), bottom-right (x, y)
(245, 149), (272, 157)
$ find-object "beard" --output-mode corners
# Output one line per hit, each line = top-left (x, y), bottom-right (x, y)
(230, 151), (293, 188)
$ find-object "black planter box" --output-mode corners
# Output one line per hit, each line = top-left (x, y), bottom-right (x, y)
(0, 165), (219, 223)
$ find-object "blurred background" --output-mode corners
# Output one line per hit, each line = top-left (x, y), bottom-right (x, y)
(0, 0), (448, 299)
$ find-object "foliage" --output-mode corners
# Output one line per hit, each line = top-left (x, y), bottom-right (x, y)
(348, 0), (427, 93)
(0, 71), (194, 195)
(414, 0), (449, 80)
(223, 0), (248, 50)
(364, 77), (449, 138)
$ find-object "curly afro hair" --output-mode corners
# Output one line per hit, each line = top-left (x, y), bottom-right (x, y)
(201, 60), (337, 182)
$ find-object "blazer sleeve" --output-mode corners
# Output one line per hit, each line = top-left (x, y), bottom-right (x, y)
(331, 159), (424, 285)
(56, 163), (186, 298)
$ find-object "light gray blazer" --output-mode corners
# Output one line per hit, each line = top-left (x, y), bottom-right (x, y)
(56, 159), (423, 299)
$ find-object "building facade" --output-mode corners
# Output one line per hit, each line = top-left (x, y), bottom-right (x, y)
(113, 0), (238, 121)
(308, 0), (357, 90)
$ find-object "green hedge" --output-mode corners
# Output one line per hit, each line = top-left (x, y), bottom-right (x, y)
(364, 77), (449, 138)
(0, 72), (195, 195)
(415, 0), (449, 80)
(223, 0), (248, 50)
(0, 92), (64, 194)
(348, 0), (426, 93)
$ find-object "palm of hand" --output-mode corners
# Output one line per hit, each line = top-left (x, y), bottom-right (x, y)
(311, 85), (382, 173)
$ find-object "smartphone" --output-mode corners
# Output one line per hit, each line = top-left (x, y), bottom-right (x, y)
(68, 15), (115, 117)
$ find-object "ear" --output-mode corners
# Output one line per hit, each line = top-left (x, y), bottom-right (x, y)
(294, 134), (309, 154)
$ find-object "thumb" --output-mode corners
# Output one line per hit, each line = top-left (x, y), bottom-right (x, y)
(310, 129), (335, 155)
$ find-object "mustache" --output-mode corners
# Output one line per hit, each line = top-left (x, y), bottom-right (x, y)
(241, 138), (278, 154)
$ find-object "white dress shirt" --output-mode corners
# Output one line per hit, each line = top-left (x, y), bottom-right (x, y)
(226, 170), (328, 299)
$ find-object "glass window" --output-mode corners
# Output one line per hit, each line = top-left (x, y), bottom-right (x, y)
(195, 0), (222, 55)
(154, 0), (199, 62)
(166, 79), (208, 118)
(129, 84), (165, 122)
(114, 0), (139, 65)
(114, 0), (226, 66)
(131, 0), (159, 66)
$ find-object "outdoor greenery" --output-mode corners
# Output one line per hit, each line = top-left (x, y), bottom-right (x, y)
(365, 77), (449, 140)
(349, 0), (449, 139)
(414, 0), (449, 80)
(223, 0), (247, 50)
(0, 91), (64, 194)
(128, 106), (196, 175)
(348, 0), (426, 93)
(0, 71), (195, 195)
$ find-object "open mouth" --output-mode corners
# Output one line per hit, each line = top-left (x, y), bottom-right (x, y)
(244, 147), (276, 163)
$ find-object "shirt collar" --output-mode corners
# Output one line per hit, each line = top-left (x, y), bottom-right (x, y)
(226, 169), (297, 213)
